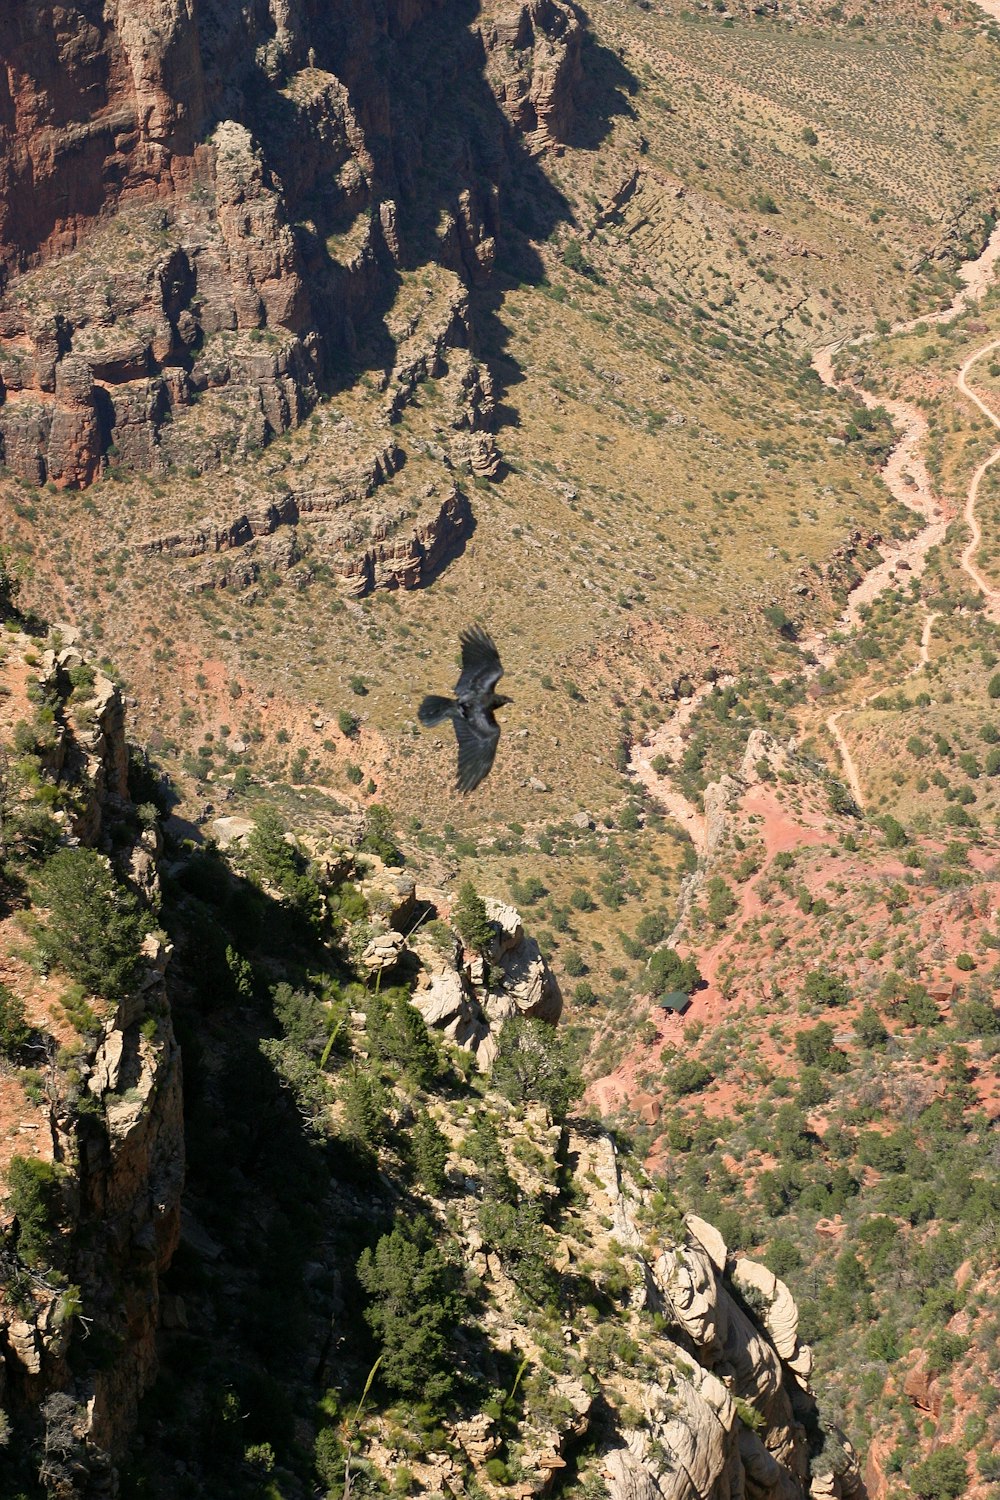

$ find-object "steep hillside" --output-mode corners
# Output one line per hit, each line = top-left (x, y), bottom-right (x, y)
(0, 622), (863, 1500)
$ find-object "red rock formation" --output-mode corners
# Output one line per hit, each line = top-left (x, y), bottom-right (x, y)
(0, 0), (584, 487)
(0, 0), (206, 284)
(903, 1355), (942, 1418)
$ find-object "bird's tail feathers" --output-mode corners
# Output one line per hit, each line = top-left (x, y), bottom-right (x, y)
(418, 694), (454, 727)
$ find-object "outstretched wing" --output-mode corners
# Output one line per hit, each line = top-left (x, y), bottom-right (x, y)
(455, 624), (503, 698)
(453, 706), (501, 794)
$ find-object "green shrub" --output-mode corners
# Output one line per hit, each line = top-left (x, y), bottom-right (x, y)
(647, 946), (701, 996)
(763, 604), (792, 634)
(765, 1237), (801, 1278)
(410, 1108), (449, 1195)
(562, 238), (596, 277)
(879, 815), (907, 847)
(245, 808), (324, 930)
(802, 967), (850, 1007)
(666, 1057), (713, 1095)
(5, 1155), (65, 1268)
(909, 1445), (968, 1500)
(36, 848), (152, 1001)
(0, 547), (22, 616)
(492, 1017), (583, 1121)
(0, 983), (29, 1057)
(795, 1021), (849, 1072)
(359, 804), (402, 866)
(452, 880), (494, 953)
(925, 1329), (967, 1377)
(339, 1065), (389, 1150)
(66, 663), (96, 701)
(272, 982), (335, 1058)
(365, 989), (439, 1087)
(357, 1218), (464, 1404)
(478, 1196), (554, 1303)
(855, 1004), (888, 1048)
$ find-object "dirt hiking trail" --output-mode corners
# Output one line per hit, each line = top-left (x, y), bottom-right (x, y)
(631, 220), (1000, 842)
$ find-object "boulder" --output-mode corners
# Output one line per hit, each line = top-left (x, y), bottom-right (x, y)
(686, 1213), (729, 1273)
(732, 1256), (800, 1361)
(361, 930), (406, 972)
(482, 899), (562, 1022)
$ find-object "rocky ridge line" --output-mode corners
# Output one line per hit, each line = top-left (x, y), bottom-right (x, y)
(0, 632), (184, 1487)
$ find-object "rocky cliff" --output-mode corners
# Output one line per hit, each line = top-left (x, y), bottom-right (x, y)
(0, 631), (183, 1490)
(0, 0), (580, 493)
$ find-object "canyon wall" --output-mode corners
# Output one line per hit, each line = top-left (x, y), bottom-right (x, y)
(0, 0), (581, 490)
(0, 638), (184, 1488)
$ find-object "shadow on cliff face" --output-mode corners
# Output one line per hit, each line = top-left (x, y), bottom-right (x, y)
(222, 0), (637, 390)
(136, 844), (356, 1489)
(564, 26), (638, 151)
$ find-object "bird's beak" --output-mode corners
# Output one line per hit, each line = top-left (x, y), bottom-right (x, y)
(498, 695), (513, 707)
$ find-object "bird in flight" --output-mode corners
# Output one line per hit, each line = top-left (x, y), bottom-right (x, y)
(418, 625), (511, 793)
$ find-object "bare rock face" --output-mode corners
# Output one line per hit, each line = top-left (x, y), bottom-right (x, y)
(211, 120), (312, 334)
(731, 1256), (803, 1368)
(478, 898), (563, 1025)
(410, 895), (561, 1067)
(455, 1127), (864, 1500)
(35, 646), (131, 848)
(0, 0), (206, 282)
(583, 1166), (865, 1500)
(79, 943), (184, 1453)
(4, 941), (184, 1455)
(655, 1237), (805, 1474)
(47, 356), (103, 487)
(483, 0), (583, 142)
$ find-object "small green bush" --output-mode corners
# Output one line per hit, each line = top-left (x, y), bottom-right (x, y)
(666, 1057), (713, 1095)
(452, 880), (494, 953)
(492, 1017), (583, 1121)
(0, 983), (29, 1057)
(359, 804), (402, 866)
(5, 1155), (65, 1268)
(36, 848), (152, 1001)
(909, 1445), (968, 1500)
(357, 1218), (464, 1404)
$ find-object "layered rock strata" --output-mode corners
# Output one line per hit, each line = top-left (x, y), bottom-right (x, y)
(0, 0), (580, 491)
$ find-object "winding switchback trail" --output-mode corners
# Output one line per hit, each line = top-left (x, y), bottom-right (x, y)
(957, 339), (1000, 616)
(633, 221), (1000, 840)
(809, 224), (1000, 805)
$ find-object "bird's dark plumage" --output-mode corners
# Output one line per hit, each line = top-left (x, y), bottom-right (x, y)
(418, 625), (511, 793)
